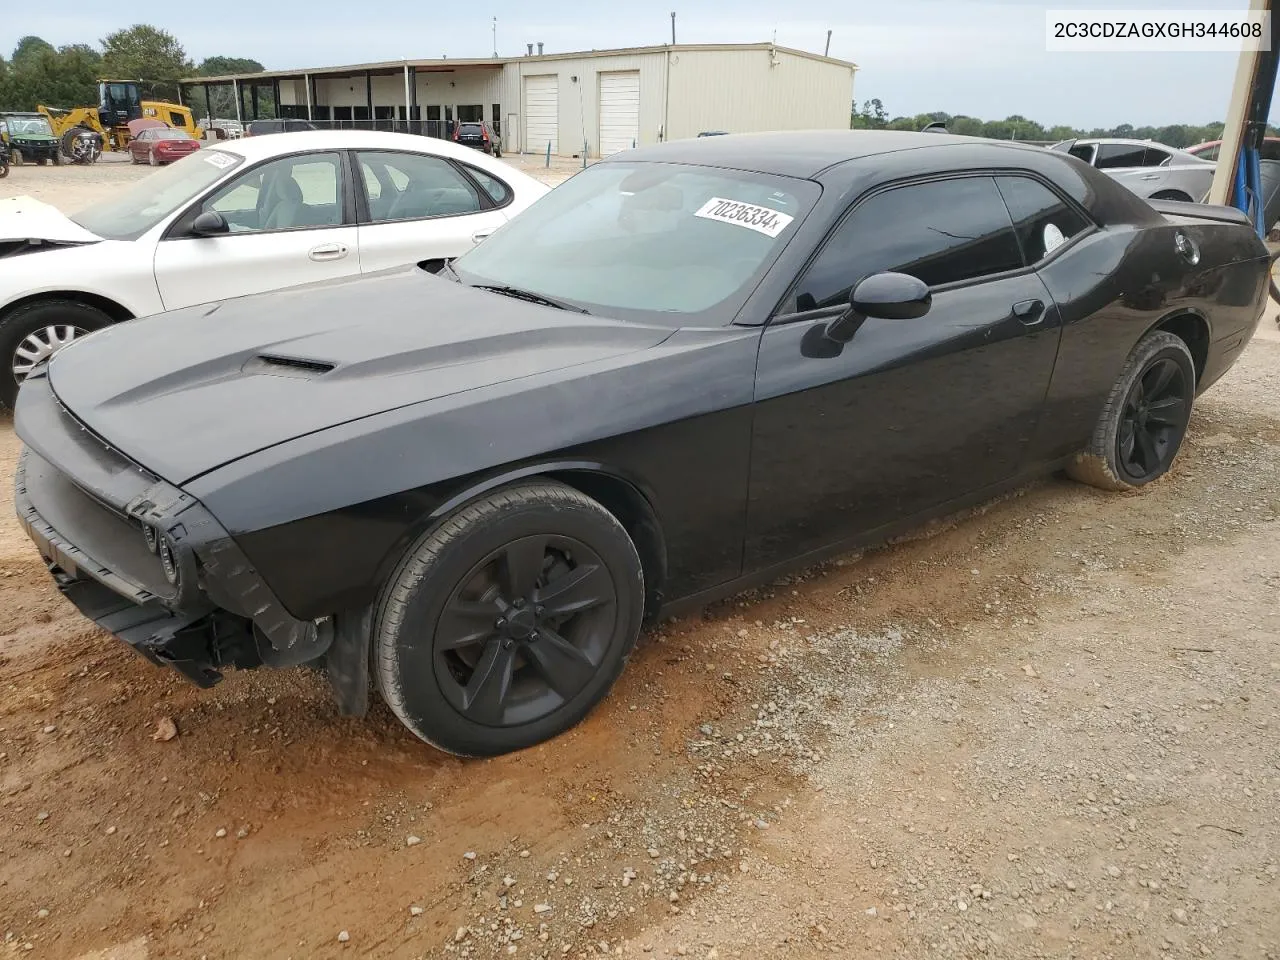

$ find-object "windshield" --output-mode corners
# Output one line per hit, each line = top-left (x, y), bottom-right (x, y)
(10, 118), (54, 136)
(452, 161), (817, 325)
(153, 129), (192, 140)
(72, 150), (243, 240)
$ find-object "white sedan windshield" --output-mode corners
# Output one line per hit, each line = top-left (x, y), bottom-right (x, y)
(72, 150), (244, 240)
(452, 161), (817, 324)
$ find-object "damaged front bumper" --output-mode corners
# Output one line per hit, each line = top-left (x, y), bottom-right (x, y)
(13, 370), (333, 686)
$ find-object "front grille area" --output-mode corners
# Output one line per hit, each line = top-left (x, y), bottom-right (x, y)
(19, 450), (173, 601)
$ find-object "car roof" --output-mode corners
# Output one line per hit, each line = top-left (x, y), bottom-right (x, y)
(210, 129), (489, 163)
(1073, 137), (1175, 149)
(617, 130), (1050, 178)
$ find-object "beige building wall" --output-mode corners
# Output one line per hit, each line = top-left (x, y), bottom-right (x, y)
(665, 48), (855, 140)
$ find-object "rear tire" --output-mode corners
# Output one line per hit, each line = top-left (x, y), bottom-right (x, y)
(1066, 331), (1195, 492)
(148, 150), (158, 166)
(374, 480), (644, 757)
(0, 300), (111, 410)
(1150, 189), (1192, 202)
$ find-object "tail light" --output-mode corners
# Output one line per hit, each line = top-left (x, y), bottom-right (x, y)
(452, 126), (459, 140)
(482, 128), (489, 142)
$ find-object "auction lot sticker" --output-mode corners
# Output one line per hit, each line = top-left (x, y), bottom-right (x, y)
(695, 197), (794, 238)
(203, 152), (237, 169)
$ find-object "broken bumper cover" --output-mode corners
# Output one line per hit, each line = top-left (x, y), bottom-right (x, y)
(13, 371), (333, 685)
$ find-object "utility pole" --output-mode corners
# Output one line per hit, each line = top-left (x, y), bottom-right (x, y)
(670, 12), (676, 45)
(824, 29), (832, 57)
(492, 17), (498, 58)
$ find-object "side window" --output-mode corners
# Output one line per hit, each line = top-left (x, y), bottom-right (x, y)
(1142, 148), (1172, 167)
(465, 166), (511, 205)
(1068, 144), (1096, 164)
(1199, 144), (1221, 162)
(789, 177), (1022, 312)
(201, 152), (343, 233)
(358, 151), (482, 222)
(1095, 143), (1148, 169)
(995, 176), (1091, 264)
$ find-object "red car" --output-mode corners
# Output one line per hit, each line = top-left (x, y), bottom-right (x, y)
(129, 128), (201, 165)
(1185, 136), (1280, 162)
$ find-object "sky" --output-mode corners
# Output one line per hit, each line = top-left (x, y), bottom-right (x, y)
(4, 0), (1276, 129)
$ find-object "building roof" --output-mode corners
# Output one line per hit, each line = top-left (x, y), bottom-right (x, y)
(618, 130), (1045, 178)
(181, 43), (857, 84)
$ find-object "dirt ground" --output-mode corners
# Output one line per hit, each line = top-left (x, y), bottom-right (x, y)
(2, 160), (1280, 960)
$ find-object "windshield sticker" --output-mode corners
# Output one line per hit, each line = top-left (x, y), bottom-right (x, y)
(695, 197), (795, 238)
(203, 152), (236, 169)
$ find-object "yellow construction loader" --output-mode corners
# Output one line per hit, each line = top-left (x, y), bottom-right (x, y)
(38, 80), (197, 164)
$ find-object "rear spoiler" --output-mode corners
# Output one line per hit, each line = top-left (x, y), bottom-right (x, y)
(1146, 198), (1252, 226)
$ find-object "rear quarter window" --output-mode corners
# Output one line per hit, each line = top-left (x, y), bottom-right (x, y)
(995, 176), (1091, 264)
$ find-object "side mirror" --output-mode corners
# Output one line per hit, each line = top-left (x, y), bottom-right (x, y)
(825, 272), (932, 343)
(190, 209), (229, 237)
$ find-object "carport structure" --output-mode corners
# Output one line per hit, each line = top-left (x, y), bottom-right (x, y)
(180, 57), (506, 139)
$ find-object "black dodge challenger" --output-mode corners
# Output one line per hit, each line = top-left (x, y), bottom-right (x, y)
(13, 131), (1270, 756)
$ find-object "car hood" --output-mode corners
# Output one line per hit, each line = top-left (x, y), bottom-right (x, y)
(45, 269), (674, 484)
(0, 196), (103, 244)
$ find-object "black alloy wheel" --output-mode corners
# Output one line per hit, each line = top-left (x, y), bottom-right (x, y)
(1067, 330), (1195, 492)
(1115, 356), (1190, 483)
(435, 534), (617, 727)
(375, 480), (644, 757)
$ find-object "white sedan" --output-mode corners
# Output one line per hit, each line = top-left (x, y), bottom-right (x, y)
(0, 130), (550, 407)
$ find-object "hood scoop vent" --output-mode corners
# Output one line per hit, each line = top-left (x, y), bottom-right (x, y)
(245, 354), (336, 379)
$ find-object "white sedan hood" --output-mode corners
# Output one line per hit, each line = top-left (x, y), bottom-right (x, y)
(0, 195), (102, 244)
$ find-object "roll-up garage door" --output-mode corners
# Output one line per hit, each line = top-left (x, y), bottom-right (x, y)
(524, 75), (558, 154)
(598, 72), (640, 156)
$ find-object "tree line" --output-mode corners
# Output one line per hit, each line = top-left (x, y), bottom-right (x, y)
(852, 99), (1280, 148)
(0, 26), (264, 117)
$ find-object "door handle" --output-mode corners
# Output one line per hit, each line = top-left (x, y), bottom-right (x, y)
(308, 243), (348, 262)
(1138, 174), (1161, 180)
(1012, 299), (1045, 325)
(471, 231), (492, 244)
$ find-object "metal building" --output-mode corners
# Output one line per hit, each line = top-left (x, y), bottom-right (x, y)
(179, 42), (857, 157)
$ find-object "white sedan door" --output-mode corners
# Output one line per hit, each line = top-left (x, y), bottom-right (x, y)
(353, 150), (510, 274)
(154, 151), (360, 311)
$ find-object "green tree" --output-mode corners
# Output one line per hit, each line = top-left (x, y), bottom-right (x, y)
(850, 97), (888, 129)
(11, 36), (54, 67)
(101, 25), (192, 100)
(198, 56), (264, 76)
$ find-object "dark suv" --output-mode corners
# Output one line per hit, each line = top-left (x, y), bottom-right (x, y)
(243, 118), (317, 137)
(453, 121), (501, 157)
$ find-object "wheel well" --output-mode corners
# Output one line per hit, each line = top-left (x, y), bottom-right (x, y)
(1150, 189), (1193, 202)
(0, 291), (133, 325)
(547, 469), (667, 624)
(1154, 312), (1209, 384)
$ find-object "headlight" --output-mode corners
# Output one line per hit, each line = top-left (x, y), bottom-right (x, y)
(157, 535), (179, 585)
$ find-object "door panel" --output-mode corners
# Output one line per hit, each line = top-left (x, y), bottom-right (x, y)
(744, 174), (1065, 571)
(154, 151), (358, 310)
(154, 228), (359, 311)
(354, 150), (510, 273)
(746, 274), (1060, 569)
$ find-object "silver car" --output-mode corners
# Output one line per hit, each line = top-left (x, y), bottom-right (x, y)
(1049, 138), (1215, 203)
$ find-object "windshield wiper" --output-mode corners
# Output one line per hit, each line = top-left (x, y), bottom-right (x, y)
(471, 284), (590, 314)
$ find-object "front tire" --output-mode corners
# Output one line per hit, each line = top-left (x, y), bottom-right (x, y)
(374, 480), (644, 757)
(1066, 330), (1195, 492)
(0, 300), (111, 410)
